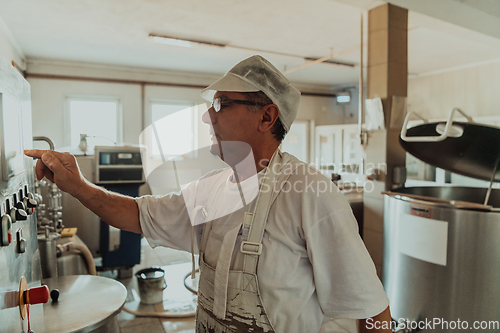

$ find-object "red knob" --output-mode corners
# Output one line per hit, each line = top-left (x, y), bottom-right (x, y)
(24, 285), (50, 305)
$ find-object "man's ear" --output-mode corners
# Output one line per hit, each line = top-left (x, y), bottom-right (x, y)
(258, 104), (279, 133)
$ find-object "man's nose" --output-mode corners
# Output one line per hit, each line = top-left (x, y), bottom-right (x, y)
(202, 108), (213, 124)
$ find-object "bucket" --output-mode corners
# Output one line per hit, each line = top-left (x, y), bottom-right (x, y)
(135, 267), (167, 304)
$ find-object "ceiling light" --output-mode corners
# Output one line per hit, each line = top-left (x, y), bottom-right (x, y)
(149, 34), (226, 48)
(336, 92), (350, 103)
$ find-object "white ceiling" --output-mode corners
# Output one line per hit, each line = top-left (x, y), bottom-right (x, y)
(1, 0), (500, 88)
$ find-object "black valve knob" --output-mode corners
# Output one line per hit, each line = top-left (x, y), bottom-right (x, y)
(16, 230), (26, 253)
(24, 197), (37, 209)
(16, 209), (27, 221)
(9, 208), (17, 223)
(11, 208), (27, 222)
(50, 289), (59, 302)
(0, 215), (12, 246)
(15, 201), (26, 211)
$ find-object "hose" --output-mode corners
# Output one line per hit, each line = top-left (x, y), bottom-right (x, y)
(71, 237), (97, 275)
(56, 237), (98, 276)
(122, 269), (199, 318)
(69, 237), (98, 276)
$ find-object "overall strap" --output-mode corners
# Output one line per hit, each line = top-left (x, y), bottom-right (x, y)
(241, 150), (283, 275)
(212, 164), (259, 319)
(212, 221), (242, 319)
(198, 167), (253, 320)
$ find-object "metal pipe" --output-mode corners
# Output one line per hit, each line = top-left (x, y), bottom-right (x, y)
(304, 57), (354, 67)
(283, 46), (361, 74)
(24, 73), (335, 98)
(33, 136), (54, 150)
(299, 92), (336, 98)
(25, 73), (207, 89)
(484, 155), (500, 206)
(141, 83), (145, 131)
(358, 12), (365, 145)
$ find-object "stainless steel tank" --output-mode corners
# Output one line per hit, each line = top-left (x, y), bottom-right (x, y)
(383, 187), (500, 332)
(383, 109), (500, 332)
(38, 230), (60, 279)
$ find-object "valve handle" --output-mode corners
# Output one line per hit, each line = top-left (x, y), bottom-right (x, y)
(24, 285), (50, 305)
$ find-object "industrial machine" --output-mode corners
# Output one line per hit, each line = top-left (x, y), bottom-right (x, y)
(0, 55), (126, 333)
(383, 109), (500, 332)
(0, 52), (45, 332)
(95, 145), (144, 274)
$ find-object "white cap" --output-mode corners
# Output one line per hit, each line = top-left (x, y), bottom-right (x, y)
(200, 55), (301, 132)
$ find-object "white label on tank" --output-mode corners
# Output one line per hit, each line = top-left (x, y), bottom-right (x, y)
(398, 214), (448, 266)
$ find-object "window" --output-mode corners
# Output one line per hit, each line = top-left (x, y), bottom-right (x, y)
(150, 101), (197, 158)
(67, 98), (121, 153)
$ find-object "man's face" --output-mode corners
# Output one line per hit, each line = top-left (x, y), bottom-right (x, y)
(202, 91), (259, 163)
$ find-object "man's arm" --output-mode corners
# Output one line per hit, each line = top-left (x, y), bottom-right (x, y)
(357, 306), (392, 333)
(24, 149), (142, 234)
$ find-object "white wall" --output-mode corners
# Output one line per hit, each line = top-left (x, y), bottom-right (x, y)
(312, 86), (360, 126)
(0, 17), (25, 69)
(407, 59), (500, 120)
(29, 78), (142, 149)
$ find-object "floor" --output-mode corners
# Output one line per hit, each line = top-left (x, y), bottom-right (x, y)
(115, 238), (357, 333)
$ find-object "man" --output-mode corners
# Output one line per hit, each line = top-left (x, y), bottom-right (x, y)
(25, 55), (392, 333)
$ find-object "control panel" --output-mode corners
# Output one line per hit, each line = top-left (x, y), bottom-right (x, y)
(0, 92), (26, 181)
(1, 185), (37, 248)
(0, 53), (48, 332)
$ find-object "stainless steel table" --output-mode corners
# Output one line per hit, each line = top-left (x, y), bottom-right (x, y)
(31, 275), (127, 333)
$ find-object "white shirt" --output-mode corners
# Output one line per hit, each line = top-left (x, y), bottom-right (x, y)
(137, 152), (389, 333)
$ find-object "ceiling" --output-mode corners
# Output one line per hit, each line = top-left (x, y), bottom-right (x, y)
(1, 0), (500, 88)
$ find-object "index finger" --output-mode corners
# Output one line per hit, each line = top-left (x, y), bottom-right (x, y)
(24, 149), (49, 159)
(24, 149), (67, 160)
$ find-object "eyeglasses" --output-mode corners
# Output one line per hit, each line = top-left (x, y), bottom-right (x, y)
(211, 97), (268, 112)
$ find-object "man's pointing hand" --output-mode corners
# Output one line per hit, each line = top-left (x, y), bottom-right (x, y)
(24, 149), (86, 197)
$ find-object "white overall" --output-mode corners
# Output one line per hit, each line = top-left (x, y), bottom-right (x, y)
(195, 151), (290, 333)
